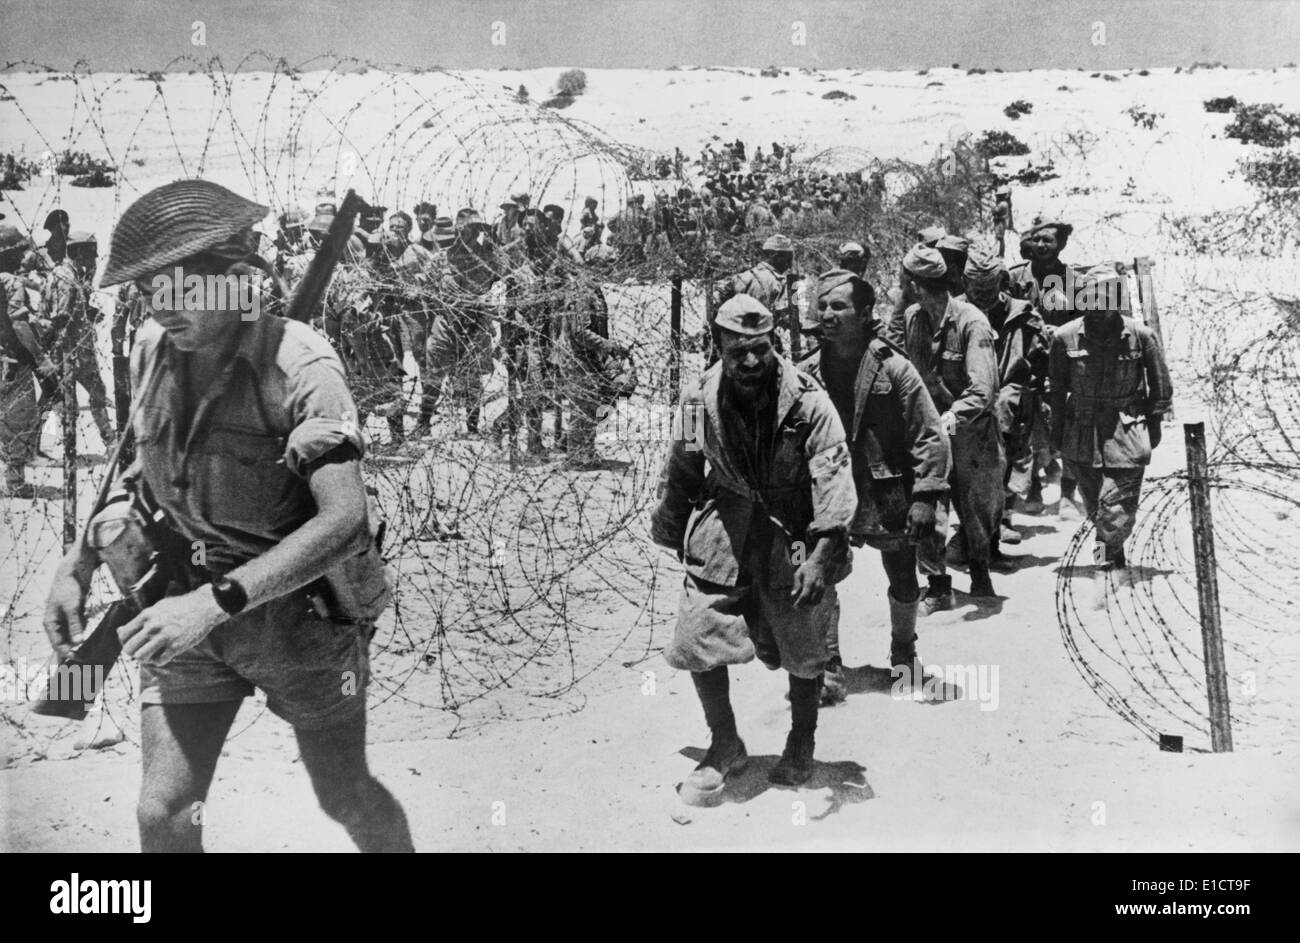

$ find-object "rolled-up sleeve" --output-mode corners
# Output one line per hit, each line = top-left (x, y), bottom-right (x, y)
(282, 343), (366, 478)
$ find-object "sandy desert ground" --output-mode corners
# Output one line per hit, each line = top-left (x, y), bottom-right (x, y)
(2, 64), (1298, 851)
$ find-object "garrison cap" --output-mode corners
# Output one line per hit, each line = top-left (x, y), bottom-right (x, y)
(902, 243), (947, 280)
(715, 294), (775, 336)
(762, 233), (793, 252)
(100, 180), (269, 287)
(837, 241), (867, 260)
(917, 225), (947, 247)
(963, 247), (1005, 286)
(816, 267), (864, 298)
(66, 230), (97, 247)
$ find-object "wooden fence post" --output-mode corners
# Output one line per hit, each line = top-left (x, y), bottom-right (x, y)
(1184, 422), (1233, 753)
(670, 275), (682, 405)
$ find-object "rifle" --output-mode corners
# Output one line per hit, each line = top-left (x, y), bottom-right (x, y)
(286, 189), (368, 324)
(30, 192), (370, 719)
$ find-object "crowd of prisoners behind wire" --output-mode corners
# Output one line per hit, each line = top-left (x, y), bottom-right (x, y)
(2, 135), (1171, 830)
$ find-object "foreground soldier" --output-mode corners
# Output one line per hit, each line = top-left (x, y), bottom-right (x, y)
(43, 181), (412, 852)
(651, 295), (855, 803)
(1049, 264), (1173, 600)
(799, 270), (948, 700)
(899, 245), (1004, 606)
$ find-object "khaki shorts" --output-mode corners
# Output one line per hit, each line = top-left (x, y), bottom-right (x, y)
(139, 591), (371, 731)
(665, 572), (838, 680)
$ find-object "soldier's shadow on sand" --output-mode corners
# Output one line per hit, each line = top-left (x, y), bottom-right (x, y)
(1010, 522), (1058, 539)
(678, 747), (873, 817)
(839, 664), (965, 705)
(994, 551), (1058, 570)
(955, 591), (1003, 621)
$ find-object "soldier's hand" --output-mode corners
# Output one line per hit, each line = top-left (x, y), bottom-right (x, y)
(119, 590), (227, 666)
(43, 547), (97, 660)
(939, 411), (957, 437)
(906, 499), (937, 541)
(790, 557), (828, 608)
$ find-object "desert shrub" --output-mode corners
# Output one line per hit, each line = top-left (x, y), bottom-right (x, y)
(70, 168), (115, 188)
(1241, 151), (1300, 189)
(1015, 163), (1059, 185)
(516, 84), (529, 102)
(137, 70), (165, 82)
(822, 90), (855, 100)
(1138, 69), (1150, 76)
(967, 68), (987, 75)
(926, 81), (945, 88)
(975, 129), (1030, 158)
(760, 66), (781, 78)
(916, 69), (929, 76)
(1204, 96), (1238, 113)
(55, 150), (116, 175)
(1003, 99), (1033, 119)
(542, 92), (575, 110)
(1103, 73), (1120, 82)
(1125, 105), (1161, 129)
(130, 156), (146, 167)
(1057, 85), (1071, 91)
(556, 69), (587, 97)
(1225, 102), (1300, 147)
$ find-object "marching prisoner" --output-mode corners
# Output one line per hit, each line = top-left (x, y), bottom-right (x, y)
(1009, 218), (1085, 519)
(960, 248), (1049, 554)
(898, 244), (1004, 607)
(1, 224), (56, 499)
(1048, 263), (1173, 598)
(650, 294), (856, 803)
(43, 181), (412, 852)
(799, 270), (948, 701)
(40, 230), (116, 449)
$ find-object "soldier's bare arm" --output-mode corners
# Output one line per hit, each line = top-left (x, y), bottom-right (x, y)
(120, 456), (370, 665)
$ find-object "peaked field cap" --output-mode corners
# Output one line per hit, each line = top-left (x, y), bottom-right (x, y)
(100, 180), (269, 287)
(837, 241), (866, 258)
(762, 233), (793, 252)
(66, 230), (97, 246)
(902, 243), (947, 280)
(715, 294), (775, 335)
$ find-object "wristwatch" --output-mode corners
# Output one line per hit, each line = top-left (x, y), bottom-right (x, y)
(211, 575), (248, 616)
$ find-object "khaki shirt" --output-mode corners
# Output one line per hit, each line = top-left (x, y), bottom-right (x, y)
(900, 295), (1000, 430)
(127, 315), (365, 570)
(1049, 316), (1173, 468)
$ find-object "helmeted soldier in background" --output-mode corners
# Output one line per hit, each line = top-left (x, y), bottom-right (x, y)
(799, 269), (948, 702)
(40, 230), (115, 449)
(651, 294), (856, 803)
(1, 224), (57, 498)
(898, 244), (1004, 608)
(1049, 264), (1172, 602)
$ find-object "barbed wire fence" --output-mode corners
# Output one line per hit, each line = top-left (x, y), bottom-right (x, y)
(3, 56), (1297, 760)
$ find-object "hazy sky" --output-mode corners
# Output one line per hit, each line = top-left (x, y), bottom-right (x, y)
(2, 0), (1299, 71)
